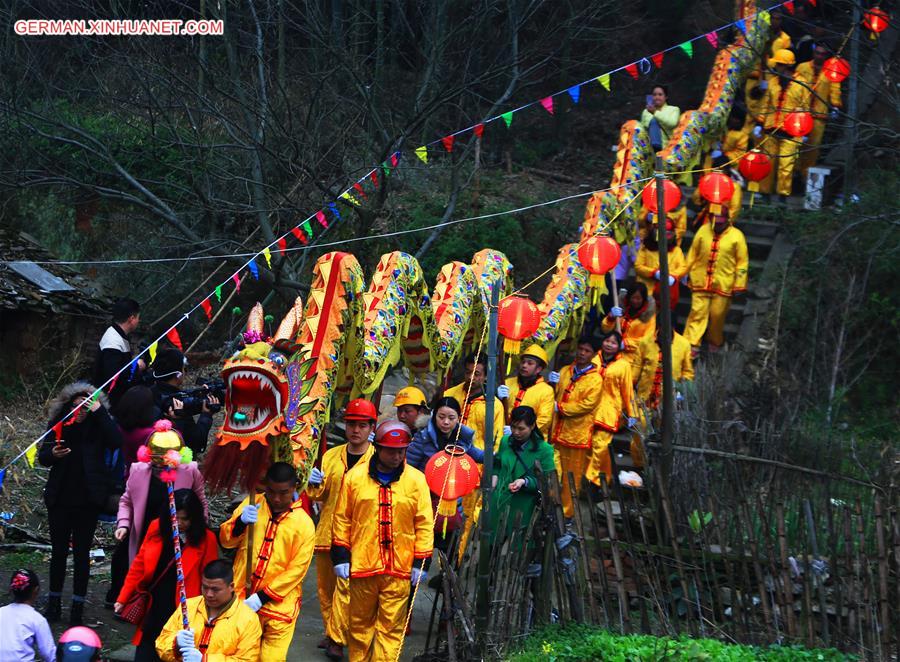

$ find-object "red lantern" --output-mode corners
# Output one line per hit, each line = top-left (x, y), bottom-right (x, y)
(424, 445), (481, 520)
(738, 151), (772, 204)
(698, 172), (735, 215)
(862, 7), (890, 35)
(782, 111), (814, 137)
(641, 178), (681, 214)
(822, 57), (850, 83)
(498, 295), (541, 355)
(577, 235), (621, 288)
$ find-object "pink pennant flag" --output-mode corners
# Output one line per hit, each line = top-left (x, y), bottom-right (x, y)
(166, 327), (183, 351)
(540, 96), (554, 115)
(441, 135), (455, 152)
(353, 182), (368, 200)
(473, 123), (484, 139)
(315, 210), (328, 228)
(784, 0), (795, 14)
(651, 52), (664, 69)
(705, 31), (718, 49)
(200, 298), (213, 322)
(625, 63), (639, 79)
(232, 272), (241, 291)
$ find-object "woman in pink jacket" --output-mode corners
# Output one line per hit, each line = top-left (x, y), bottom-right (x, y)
(115, 420), (208, 564)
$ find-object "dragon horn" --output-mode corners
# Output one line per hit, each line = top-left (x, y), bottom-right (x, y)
(274, 296), (304, 341)
(246, 302), (265, 334)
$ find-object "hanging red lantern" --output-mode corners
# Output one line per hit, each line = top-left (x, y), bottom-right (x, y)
(698, 172), (735, 216)
(577, 235), (621, 288)
(497, 295), (541, 355)
(862, 7), (890, 35)
(641, 178), (681, 214)
(424, 445), (482, 520)
(782, 111), (814, 137)
(822, 57), (851, 83)
(738, 151), (772, 206)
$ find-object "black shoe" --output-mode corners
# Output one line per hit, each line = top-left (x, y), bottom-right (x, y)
(44, 596), (62, 622)
(324, 640), (343, 660)
(69, 601), (84, 626)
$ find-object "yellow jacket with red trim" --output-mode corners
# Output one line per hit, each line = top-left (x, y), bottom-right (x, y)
(444, 382), (504, 452)
(155, 595), (261, 662)
(795, 61), (842, 117)
(591, 355), (637, 432)
(757, 72), (813, 131)
(631, 333), (694, 405)
(219, 495), (315, 623)
(686, 223), (749, 297)
(503, 376), (556, 439)
(551, 363), (602, 449)
(307, 442), (375, 553)
(635, 245), (688, 293)
(332, 457), (434, 579)
(601, 297), (657, 353)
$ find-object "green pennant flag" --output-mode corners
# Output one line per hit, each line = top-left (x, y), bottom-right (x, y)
(501, 111), (514, 128)
(302, 220), (313, 237)
(382, 161), (391, 176)
(679, 41), (693, 58)
(215, 285), (222, 302)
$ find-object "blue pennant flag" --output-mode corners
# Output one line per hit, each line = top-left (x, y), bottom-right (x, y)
(567, 85), (581, 104)
(327, 202), (342, 220)
(735, 18), (747, 34)
(248, 259), (259, 280)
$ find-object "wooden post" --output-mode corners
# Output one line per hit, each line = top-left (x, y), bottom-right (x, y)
(653, 159), (675, 486)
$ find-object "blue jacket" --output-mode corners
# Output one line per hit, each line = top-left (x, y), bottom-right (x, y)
(406, 420), (483, 471)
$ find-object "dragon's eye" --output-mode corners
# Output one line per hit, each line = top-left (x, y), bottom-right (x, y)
(269, 352), (286, 366)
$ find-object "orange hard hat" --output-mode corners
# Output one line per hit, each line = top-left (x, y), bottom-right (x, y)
(344, 398), (377, 422)
(375, 420), (412, 448)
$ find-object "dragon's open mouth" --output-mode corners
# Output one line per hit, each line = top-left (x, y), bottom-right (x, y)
(223, 368), (283, 433)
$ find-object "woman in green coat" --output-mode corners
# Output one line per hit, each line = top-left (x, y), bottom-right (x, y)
(489, 406), (556, 541)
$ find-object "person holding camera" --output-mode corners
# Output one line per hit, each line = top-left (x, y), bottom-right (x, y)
(149, 349), (219, 456)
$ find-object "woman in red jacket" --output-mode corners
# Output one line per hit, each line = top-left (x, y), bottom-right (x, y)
(114, 489), (218, 661)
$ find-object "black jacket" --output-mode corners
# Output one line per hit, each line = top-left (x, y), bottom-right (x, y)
(39, 383), (123, 510)
(92, 324), (141, 405)
(150, 382), (214, 455)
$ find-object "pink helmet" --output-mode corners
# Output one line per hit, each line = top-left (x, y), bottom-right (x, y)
(58, 626), (102, 661)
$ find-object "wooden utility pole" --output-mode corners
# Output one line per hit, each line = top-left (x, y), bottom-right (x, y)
(844, 1), (861, 201)
(475, 281), (500, 645)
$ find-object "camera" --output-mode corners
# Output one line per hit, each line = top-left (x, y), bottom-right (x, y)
(160, 378), (226, 417)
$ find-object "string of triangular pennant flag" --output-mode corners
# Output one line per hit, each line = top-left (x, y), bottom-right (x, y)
(413, 2), (787, 164)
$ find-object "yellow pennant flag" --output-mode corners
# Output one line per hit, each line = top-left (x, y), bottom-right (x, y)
(597, 73), (611, 92)
(415, 146), (428, 164)
(759, 9), (770, 25)
(148, 341), (158, 364)
(262, 247), (272, 268)
(340, 191), (360, 206)
(25, 442), (38, 468)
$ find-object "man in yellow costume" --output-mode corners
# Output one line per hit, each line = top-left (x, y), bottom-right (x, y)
(587, 331), (638, 488)
(550, 336), (603, 518)
(602, 283), (657, 355)
(332, 420), (434, 662)
(306, 398), (377, 660)
(796, 43), (842, 176)
(498, 344), (555, 439)
(445, 353), (504, 452)
(629, 327), (694, 467)
(156, 560), (262, 662)
(753, 48), (812, 202)
(220, 462), (315, 661)
(683, 210), (749, 353)
(635, 219), (687, 312)
(392, 386), (429, 433)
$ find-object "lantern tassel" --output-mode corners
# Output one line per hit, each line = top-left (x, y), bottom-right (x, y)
(503, 338), (521, 355)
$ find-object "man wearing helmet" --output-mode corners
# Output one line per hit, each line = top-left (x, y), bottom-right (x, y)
(498, 344), (556, 439)
(306, 398), (377, 660)
(331, 420), (434, 662)
(393, 386), (429, 433)
(752, 47), (813, 202)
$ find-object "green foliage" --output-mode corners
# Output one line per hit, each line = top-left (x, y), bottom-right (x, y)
(507, 625), (854, 661)
(687, 509), (712, 534)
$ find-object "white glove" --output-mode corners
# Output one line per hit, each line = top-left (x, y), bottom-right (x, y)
(626, 417), (639, 429)
(610, 306), (623, 318)
(503, 426), (512, 437)
(410, 567), (427, 586)
(240, 504), (258, 525)
(497, 385), (510, 399)
(244, 593), (263, 612)
(547, 371), (560, 384)
(752, 125), (763, 139)
(334, 563), (350, 580)
(646, 212), (654, 224)
(308, 467), (324, 486)
(368, 432), (375, 442)
(675, 391), (684, 402)
(554, 402), (559, 413)
(829, 107), (840, 120)
(711, 149), (723, 159)
(759, 80), (768, 91)
(182, 649), (202, 662)
(653, 270), (661, 281)
(667, 275), (676, 286)
(801, 135), (808, 143)
(175, 629), (195, 651)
